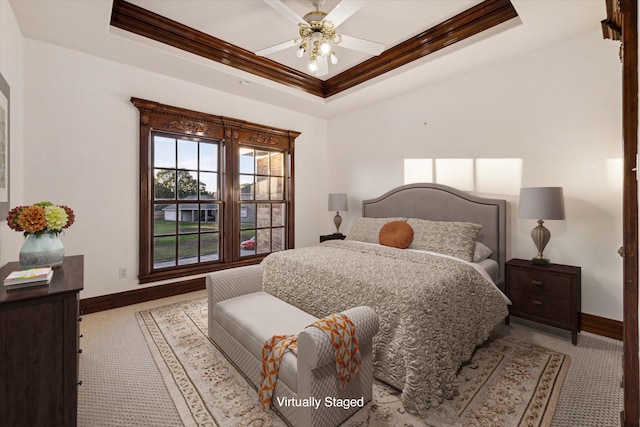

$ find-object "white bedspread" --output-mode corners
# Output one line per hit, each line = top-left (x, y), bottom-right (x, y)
(261, 240), (509, 417)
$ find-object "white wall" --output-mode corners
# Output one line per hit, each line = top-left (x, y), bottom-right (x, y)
(1, 3), (626, 320)
(16, 39), (328, 299)
(328, 30), (624, 320)
(0, 0), (27, 264)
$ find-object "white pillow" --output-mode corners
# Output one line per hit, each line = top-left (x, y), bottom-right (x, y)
(473, 242), (493, 262)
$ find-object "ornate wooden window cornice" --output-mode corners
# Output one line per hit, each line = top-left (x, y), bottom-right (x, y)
(130, 97), (299, 150)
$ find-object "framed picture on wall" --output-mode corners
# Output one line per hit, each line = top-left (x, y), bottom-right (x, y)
(0, 71), (9, 218)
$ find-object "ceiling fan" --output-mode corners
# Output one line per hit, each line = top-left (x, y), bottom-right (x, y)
(256, 0), (385, 77)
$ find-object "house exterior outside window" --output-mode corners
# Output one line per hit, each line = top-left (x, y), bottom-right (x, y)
(132, 98), (299, 283)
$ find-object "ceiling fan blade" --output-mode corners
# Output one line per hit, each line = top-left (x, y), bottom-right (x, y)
(339, 34), (385, 56)
(255, 39), (297, 56)
(263, 0), (307, 25)
(325, 0), (365, 27)
(316, 56), (329, 77)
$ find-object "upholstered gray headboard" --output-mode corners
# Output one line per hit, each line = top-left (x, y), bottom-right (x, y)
(362, 183), (507, 288)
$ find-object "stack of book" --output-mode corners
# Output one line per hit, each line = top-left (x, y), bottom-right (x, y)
(3, 267), (54, 289)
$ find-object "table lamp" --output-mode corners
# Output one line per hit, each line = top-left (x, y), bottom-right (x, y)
(328, 193), (348, 234)
(518, 187), (565, 266)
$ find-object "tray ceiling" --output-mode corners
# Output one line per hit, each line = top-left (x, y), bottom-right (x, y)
(111, 0), (518, 97)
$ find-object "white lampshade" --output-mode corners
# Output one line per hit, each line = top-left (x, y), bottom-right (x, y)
(519, 187), (565, 220)
(328, 193), (348, 212)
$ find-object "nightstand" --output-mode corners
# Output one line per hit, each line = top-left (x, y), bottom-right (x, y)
(320, 233), (346, 243)
(505, 258), (581, 345)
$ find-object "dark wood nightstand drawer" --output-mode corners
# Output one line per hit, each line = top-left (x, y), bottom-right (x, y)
(508, 268), (571, 300)
(509, 289), (572, 325)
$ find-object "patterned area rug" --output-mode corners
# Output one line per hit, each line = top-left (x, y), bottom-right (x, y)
(137, 296), (570, 427)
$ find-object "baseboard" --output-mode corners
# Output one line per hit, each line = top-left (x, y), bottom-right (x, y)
(581, 312), (623, 341)
(79, 277), (205, 314)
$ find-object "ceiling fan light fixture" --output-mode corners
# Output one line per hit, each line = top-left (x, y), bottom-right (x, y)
(259, 0), (383, 76)
(293, 10), (342, 74)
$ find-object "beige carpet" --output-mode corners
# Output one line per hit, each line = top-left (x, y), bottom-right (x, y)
(136, 296), (571, 427)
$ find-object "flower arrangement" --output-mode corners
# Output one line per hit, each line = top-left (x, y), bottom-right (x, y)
(6, 201), (75, 236)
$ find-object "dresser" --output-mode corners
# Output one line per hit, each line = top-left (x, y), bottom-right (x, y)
(505, 258), (581, 344)
(0, 255), (84, 426)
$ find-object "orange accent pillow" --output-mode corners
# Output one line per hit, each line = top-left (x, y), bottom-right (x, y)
(379, 221), (414, 249)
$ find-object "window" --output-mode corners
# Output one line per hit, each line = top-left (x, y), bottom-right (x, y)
(132, 98), (299, 283)
(152, 133), (221, 269)
(239, 147), (286, 256)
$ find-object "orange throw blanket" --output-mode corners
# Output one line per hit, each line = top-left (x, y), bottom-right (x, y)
(258, 313), (362, 410)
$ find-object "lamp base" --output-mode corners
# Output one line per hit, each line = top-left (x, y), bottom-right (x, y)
(333, 212), (342, 234)
(530, 257), (550, 267)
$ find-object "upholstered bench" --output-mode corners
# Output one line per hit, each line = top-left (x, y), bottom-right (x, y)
(206, 265), (379, 427)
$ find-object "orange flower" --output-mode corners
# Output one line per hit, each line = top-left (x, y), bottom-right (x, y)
(17, 206), (47, 234)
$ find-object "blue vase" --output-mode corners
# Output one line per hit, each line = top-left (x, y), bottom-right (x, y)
(19, 232), (65, 268)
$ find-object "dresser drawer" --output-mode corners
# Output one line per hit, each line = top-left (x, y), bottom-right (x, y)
(508, 267), (571, 299)
(509, 289), (572, 325)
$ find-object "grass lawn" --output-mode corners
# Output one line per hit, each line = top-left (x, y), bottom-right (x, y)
(153, 219), (257, 263)
(154, 218), (218, 234)
(154, 219), (219, 262)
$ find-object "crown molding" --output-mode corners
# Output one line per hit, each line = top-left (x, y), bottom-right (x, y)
(110, 0), (518, 99)
(325, 0), (518, 97)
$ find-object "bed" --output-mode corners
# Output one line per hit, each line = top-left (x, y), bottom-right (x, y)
(261, 183), (509, 418)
